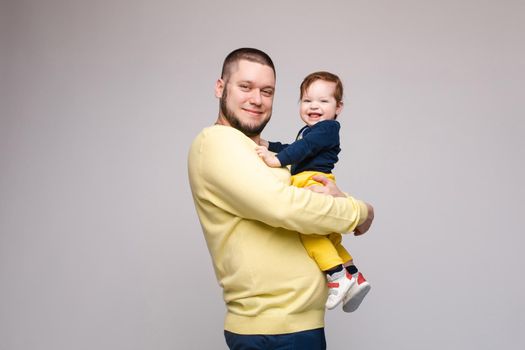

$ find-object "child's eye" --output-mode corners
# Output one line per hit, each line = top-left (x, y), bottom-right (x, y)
(321, 100), (329, 103)
(302, 99), (311, 103)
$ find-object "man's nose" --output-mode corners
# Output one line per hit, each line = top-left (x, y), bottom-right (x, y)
(249, 89), (262, 105)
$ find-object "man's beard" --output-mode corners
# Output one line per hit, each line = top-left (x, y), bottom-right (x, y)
(220, 87), (271, 137)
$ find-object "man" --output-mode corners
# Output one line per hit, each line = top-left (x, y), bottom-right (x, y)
(188, 48), (374, 350)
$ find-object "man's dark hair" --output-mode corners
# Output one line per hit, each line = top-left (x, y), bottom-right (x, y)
(221, 48), (276, 81)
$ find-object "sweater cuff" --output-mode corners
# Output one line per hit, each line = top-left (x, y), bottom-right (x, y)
(356, 200), (369, 225)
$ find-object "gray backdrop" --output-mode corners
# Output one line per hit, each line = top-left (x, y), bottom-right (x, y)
(1, 0), (524, 349)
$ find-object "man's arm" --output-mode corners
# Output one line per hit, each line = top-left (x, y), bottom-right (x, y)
(188, 126), (366, 235)
(308, 174), (374, 235)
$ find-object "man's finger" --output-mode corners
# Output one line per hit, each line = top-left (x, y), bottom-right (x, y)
(311, 174), (329, 185)
(306, 185), (326, 194)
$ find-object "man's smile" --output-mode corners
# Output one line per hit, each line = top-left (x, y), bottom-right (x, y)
(243, 108), (264, 116)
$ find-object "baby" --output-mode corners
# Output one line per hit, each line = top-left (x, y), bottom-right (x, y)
(256, 71), (371, 312)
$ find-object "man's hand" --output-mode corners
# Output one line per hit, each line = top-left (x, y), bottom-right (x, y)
(354, 203), (374, 236)
(308, 175), (374, 235)
(255, 145), (282, 168)
(306, 174), (346, 197)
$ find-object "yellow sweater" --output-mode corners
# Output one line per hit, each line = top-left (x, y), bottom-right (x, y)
(188, 125), (368, 334)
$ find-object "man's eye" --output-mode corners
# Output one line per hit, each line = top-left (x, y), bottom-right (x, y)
(262, 90), (273, 97)
(239, 84), (249, 90)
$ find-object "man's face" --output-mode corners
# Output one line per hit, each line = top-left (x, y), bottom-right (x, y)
(215, 60), (275, 137)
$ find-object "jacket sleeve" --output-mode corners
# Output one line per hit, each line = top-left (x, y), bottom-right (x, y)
(189, 126), (365, 235)
(267, 141), (289, 153)
(276, 120), (340, 166)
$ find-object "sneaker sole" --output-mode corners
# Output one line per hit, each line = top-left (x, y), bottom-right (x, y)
(342, 283), (371, 313)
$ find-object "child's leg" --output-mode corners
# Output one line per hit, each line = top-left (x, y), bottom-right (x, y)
(301, 234), (343, 271)
(293, 172), (355, 309)
(329, 233), (359, 273)
(328, 232), (372, 312)
(329, 233), (353, 265)
(301, 234), (354, 309)
(293, 172), (343, 273)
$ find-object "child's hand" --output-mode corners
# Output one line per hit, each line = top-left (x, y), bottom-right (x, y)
(255, 145), (282, 168)
(259, 138), (269, 148)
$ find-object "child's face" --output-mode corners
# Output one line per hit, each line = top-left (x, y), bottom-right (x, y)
(300, 80), (343, 126)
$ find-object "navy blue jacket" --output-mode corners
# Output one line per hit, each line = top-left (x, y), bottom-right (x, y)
(268, 120), (341, 175)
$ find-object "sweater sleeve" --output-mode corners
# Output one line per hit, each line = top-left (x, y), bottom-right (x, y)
(189, 126), (365, 235)
(276, 120), (340, 166)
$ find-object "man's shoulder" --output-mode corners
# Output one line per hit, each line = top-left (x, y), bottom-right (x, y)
(193, 125), (250, 146)
(189, 125), (257, 167)
(196, 124), (242, 137)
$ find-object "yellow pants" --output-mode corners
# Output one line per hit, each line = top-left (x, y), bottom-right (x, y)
(291, 171), (353, 271)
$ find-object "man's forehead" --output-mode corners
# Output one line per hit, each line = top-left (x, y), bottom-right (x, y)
(230, 60), (275, 85)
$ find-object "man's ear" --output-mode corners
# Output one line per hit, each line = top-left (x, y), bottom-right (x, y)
(215, 79), (225, 98)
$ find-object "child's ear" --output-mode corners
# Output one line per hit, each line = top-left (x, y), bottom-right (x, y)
(336, 101), (344, 115)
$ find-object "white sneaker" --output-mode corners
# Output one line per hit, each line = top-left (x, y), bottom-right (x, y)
(326, 269), (355, 309)
(342, 272), (371, 313)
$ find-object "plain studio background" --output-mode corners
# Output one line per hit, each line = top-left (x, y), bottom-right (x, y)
(1, 0), (524, 349)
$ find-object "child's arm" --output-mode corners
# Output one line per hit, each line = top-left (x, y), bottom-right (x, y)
(275, 120), (340, 167)
(259, 120), (339, 168)
(260, 138), (287, 152)
(268, 141), (289, 153)
(255, 145), (282, 168)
